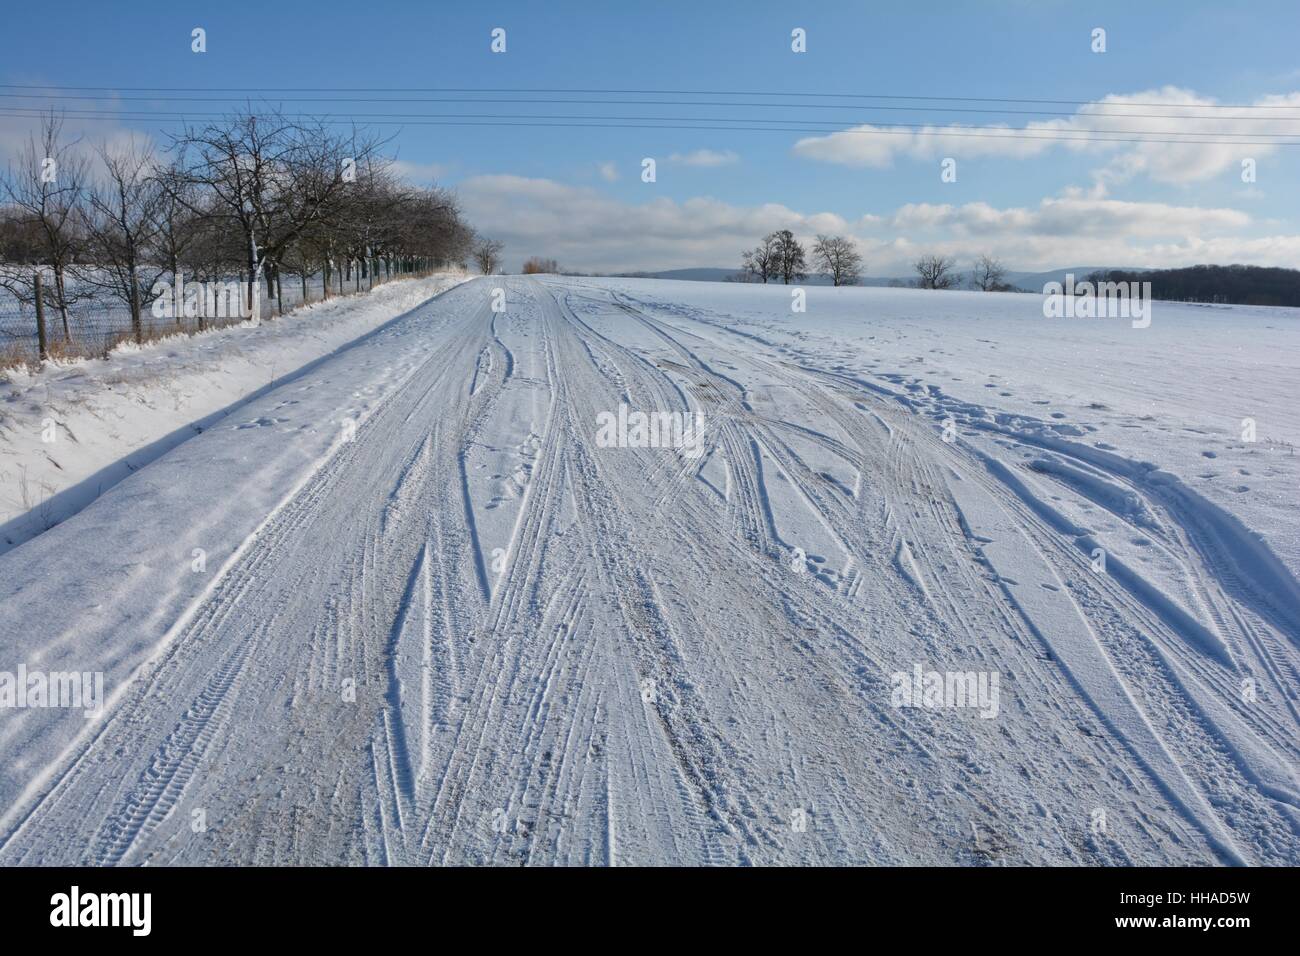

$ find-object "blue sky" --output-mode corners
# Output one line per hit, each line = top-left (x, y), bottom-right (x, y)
(4, 0), (1300, 273)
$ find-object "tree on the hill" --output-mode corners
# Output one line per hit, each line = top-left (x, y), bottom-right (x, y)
(773, 229), (807, 285)
(914, 254), (958, 290)
(812, 234), (863, 286)
(741, 232), (779, 283)
(970, 253), (1009, 291)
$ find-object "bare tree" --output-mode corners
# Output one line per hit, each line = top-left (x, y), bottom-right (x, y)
(914, 254), (958, 290)
(0, 208), (43, 263)
(149, 165), (205, 319)
(2, 109), (481, 364)
(280, 229), (327, 308)
(332, 154), (407, 293)
(772, 230), (807, 285)
(812, 234), (863, 286)
(522, 256), (558, 274)
(80, 137), (167, 343)
(473, 238), (504, 275)
(393, 187), (472, 272)
(970, 253), (1009, 292)
(171, 190), (247, 326)
(168, 110), (384, 322)
(0, 112), (89, 341)
(741, 232), (779, 283)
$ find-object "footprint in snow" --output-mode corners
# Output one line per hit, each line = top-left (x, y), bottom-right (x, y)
(235, 416), (288, 429)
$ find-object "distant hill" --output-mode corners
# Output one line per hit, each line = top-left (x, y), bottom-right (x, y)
(1085, 264), (1300, 307)
(614, 268), (739, 282)
(614, 267), (869, 285)
(1003, 267), (1146, 292)
(611, 266), (1138, 291)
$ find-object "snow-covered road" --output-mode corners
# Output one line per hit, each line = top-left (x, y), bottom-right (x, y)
(1, 276), (1297, 865)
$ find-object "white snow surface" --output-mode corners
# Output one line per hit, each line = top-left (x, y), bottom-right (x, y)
(0, 272), (471, 555)
(0, 276), (1296, 866)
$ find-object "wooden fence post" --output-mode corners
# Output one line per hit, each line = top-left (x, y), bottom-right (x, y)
(34, 271), (48, 362)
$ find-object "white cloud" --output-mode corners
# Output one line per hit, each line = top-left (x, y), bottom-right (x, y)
(457, 174), (1291, 276)
(887, 196), (1250, 239)
(459, 174), (842, 272)
(596, 161), (620, 182)
(854, 232), (1300, 277)
(794, 123), (1053, 167)
(667, 149), (739, 167)
(389, 159), (449, 185)
(793, 86), (1300, 185)
(0, 119), (164, 194)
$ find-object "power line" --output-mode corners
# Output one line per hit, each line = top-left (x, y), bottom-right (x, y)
(3, 92), (1298, 122)
(2, 109), (1298, 146)
(2, 104), (1297, 141)
(2, 83), (1297, 111)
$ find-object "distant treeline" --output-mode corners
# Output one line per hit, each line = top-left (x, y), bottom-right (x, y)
(1085, 265), (1300, 307)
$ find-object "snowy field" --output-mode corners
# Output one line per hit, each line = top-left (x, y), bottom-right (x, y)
(0, 275), (1297, 865)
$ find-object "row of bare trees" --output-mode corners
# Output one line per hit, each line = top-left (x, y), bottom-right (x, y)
(742, 230), (806, 284)
(730, 238), (1012, 292)
(912, 254), (1015, 291)
(740, 231), (863, 286)
(521, 256), (560, 275)
(1, 110), (477, 357)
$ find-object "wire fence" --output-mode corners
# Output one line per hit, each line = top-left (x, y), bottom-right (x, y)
(0, 260), (427, 366)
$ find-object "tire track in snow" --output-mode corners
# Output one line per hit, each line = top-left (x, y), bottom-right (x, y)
(6, 276), (1295, 865)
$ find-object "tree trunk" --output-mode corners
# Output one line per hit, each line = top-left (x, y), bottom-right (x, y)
(251, 268), (262, 325)
(246, 231), (261, 325)
(171, 254), (183, 326)
(129, 261), (142, 344)
(54, 265), (71, 342)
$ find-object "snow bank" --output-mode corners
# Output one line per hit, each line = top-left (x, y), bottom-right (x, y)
(0, 273), (471, 555)
(0, 278), (485, 829)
